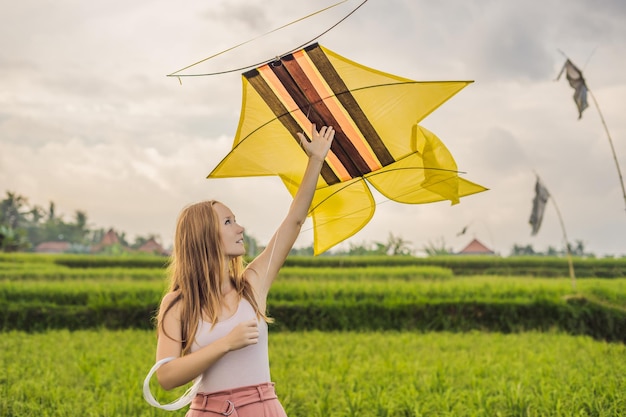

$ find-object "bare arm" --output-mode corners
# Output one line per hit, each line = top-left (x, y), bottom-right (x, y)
(155, 292), (260, 390)
(246, 125), (335, 297)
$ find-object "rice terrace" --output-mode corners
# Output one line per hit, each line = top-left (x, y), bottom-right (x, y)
(1, 253), (625, 416)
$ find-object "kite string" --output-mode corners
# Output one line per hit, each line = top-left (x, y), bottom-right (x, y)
(280, 0), (368, 60)
(168, 0), (350, 77)
(167, 0), (370, 78)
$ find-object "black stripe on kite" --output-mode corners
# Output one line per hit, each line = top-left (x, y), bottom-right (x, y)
(304, 43), (395, 167)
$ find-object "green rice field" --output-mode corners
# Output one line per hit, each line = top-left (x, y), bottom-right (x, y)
(1, 254), (625, 416)
(1, 329), (625, 416)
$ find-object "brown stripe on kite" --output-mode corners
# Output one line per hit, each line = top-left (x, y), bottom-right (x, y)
(256, 64), (353, 183)
(268, 59), (361, 179)
(304, 44), (395, 167)
(244, 68), (340, 185)
(290, 49), (383, 173)
(278, 53), (374, 178)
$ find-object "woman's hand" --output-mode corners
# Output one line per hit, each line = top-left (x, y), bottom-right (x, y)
(297, 124), (335, 162)
(223, 319), (259, 351)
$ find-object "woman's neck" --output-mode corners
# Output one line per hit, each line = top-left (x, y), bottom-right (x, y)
(220, 277), (235, 296)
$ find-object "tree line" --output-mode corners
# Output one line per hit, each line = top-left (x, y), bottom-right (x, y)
(0, 191), (160, 253)
(1, 190), (593, 257)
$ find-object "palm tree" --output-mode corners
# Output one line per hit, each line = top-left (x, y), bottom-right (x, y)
(387, 233), (413, 256)
(0, 192), (29, 229)
(423, 237), (452, 256)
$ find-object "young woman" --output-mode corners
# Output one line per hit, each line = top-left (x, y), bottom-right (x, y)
(153, 125), (335, 416)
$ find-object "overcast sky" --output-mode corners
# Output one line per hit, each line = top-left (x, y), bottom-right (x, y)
(1, 0), (625, 257)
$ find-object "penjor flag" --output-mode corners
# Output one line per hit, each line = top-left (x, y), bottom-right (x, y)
(556, 59), (589, 119)
(529, 178), (550, 235)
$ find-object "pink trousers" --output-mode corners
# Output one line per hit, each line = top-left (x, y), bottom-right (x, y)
(185, 382), (287, 417)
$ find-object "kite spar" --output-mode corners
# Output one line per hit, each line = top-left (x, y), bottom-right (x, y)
(166, 0), (368, 79)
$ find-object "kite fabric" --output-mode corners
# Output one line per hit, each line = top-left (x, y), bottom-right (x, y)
(529, 178), (550, 236)
(556, 59), (589, 119)
(208, 43), (488, 254)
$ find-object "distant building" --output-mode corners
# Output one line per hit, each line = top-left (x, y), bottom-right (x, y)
(457, 238), (495, 255)
(34, 241), (71, 253)
(91, 228), (125, 253)
(100, 229), (120, 246)
(137, 237), (169, 256)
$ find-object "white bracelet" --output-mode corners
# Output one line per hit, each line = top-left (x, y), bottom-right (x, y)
(142, 356), (202, 411)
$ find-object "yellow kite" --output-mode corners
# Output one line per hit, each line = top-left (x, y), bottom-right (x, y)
(208, 43), (487, 254)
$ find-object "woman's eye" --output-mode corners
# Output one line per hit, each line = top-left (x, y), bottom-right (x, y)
(224, 219), (231, 225)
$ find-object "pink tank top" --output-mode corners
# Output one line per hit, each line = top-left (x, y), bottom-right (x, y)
(190, 298), (270, 393)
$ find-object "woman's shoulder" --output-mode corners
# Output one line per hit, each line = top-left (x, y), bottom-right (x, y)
(159, 290), (182, 315)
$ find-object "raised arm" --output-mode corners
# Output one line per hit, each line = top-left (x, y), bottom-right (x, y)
(246, 124), (334, 295)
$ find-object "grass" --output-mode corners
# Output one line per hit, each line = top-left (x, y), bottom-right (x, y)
(1, 255), (625, 416)
(1, 329), (624, 416)
(2, 277), (625, 307)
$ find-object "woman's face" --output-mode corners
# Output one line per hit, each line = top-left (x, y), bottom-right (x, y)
(213, 203), (246, 258)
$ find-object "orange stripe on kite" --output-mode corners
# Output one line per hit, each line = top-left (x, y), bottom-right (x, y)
(292, 50), (383, 172)
(257, 64), (352, 182)
(258, 65), (303, 122)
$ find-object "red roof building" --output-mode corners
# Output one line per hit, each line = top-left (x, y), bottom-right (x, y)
(34, 241), (71, 253)
(100, 229), (120, 246)
(457, 238), (495, 255)
(91, 228), (125, 253)
(137, 238), (169, 256)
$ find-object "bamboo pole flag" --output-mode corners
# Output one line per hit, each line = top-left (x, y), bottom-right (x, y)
(556, 55), (626, 213)
(556, 59), (588, 119)
(529, 175), (576, 290)
(529, 177), (550, 236)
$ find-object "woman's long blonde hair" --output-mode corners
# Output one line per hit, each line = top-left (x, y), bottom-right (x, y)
(157, 200), (269, 356)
